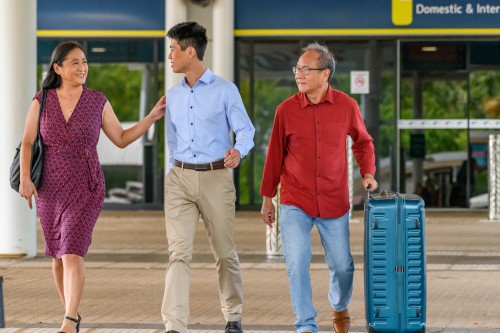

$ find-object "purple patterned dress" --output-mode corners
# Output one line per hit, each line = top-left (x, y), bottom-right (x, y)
(35, 87), (107, 259)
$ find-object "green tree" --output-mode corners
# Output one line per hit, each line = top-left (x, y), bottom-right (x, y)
(86, 64), (142, 121)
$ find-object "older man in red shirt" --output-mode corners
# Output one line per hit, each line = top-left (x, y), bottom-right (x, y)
(260, 42), (378, 333)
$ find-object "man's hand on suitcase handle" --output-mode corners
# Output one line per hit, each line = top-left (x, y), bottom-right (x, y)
(261, 196), (276, 228)
(363, 173), (378, 192)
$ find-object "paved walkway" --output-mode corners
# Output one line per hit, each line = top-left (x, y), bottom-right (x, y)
(0, 210), (500, 333)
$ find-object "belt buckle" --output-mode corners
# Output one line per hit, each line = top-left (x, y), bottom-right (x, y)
(195, 164), (208, 171)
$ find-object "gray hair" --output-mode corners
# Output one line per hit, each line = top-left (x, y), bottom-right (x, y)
(301, 42), (336, 82)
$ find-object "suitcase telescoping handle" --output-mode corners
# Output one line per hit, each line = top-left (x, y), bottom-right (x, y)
(366, 186), (387, 201)
(365, 184), (373, 202)
(367, 188), (391, 202)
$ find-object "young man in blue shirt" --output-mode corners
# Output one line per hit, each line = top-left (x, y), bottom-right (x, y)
(162, 21), (255, 333)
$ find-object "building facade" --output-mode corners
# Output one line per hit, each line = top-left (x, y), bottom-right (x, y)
(36, 0), (500, 209)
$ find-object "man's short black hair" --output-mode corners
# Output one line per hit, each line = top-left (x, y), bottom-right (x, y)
(167, 21), (208, 60)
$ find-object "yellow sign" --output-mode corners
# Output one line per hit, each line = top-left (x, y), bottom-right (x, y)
(392, 0), (413, 26)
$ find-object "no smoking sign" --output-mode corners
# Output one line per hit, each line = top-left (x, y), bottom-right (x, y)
(350, 71), (370, 94)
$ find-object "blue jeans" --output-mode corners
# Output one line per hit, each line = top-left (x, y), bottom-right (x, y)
(280, 204), (354, 333)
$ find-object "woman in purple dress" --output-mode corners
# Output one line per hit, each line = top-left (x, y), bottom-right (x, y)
(18, 41), (166, 333)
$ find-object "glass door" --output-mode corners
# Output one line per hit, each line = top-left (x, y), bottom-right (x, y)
(397, 40), (500, 208)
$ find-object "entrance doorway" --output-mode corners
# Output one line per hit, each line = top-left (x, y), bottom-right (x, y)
(397, 40), (500, 208)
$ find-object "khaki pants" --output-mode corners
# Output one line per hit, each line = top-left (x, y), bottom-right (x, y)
(161, 166), (243, 333)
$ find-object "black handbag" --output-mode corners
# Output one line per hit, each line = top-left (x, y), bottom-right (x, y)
(10, 89), (46, 192)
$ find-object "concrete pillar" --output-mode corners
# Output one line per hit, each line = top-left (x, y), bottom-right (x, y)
(165, 0), (187, 91)
(488, 134), (500, 221)
(187, 2), (213, 68)
(0, 0), (37, 257)
(212, 0), (234, 81)
(165, 0), (187, 173)
(212, 0), (236, 156)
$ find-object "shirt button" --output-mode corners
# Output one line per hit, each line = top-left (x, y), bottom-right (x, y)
(191, 123), (193, 125)
(190, 106), (193, 109)
(191, 139), (194, 142)
(317, 193), (320, 196)
(318, 156), (321, 159)
(191, 90), (193, 93)
(316, 121), (319, 125)
(194, 154), (196, 157)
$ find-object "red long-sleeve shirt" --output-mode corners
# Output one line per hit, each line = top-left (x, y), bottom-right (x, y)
(260, 86), (376, 218)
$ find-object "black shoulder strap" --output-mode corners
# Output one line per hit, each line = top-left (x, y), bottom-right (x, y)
(37, 89), (47, 133)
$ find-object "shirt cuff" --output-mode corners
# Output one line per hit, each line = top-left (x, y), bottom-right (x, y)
(234, 144), (247, 159)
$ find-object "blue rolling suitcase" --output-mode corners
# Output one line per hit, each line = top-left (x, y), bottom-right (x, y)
(364, 191), (426, 333)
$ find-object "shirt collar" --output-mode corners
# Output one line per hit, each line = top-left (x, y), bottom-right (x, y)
(182, 68), (214, 88)
(299, 85), (335, 109)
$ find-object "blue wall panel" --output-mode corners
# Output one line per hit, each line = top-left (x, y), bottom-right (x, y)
(37, 0), (500, 35)
(38, 0), (164, 30)
(235, 0), (391, 29)
(235, 0), (500, 30)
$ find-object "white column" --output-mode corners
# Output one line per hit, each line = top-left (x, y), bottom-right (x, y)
(0, 0), (37, 257)
(165, 0), (187, 91)
(488, 135), (500, 221)
(212, 0), (234, 81)
(164, 0), (188, 174)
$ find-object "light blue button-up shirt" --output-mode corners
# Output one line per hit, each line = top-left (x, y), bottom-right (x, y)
(166, 68), (255, 169)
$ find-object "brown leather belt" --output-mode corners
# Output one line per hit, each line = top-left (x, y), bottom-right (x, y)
(174, 159), (225, 171)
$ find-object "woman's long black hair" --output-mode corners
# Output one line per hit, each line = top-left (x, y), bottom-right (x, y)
(41, 41), (85, 90)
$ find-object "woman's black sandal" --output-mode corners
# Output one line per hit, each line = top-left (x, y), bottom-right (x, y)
(76, 313), (81, 332)
(57, 314), (80, 333)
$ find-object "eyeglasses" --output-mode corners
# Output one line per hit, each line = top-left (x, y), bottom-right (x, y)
(292, 66), (327, 75)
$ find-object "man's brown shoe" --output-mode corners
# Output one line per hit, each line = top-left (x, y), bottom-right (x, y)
(332, 308), (350, 333)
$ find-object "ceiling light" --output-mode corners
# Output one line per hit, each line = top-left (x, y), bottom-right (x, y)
(421, 46), (437, 52)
